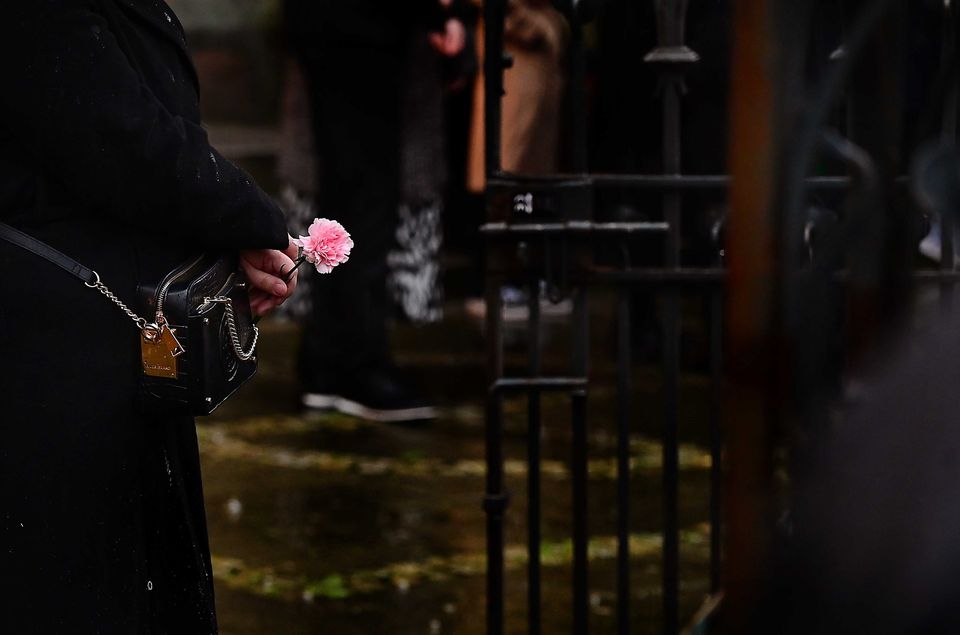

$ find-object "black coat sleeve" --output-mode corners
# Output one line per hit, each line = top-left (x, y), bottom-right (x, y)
(0, 0), (288, 250)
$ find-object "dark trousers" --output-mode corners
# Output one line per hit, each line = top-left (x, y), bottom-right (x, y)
(292, 45), (404, 383)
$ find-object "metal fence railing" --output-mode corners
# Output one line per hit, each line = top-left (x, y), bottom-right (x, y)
(482, 0), (959, 634)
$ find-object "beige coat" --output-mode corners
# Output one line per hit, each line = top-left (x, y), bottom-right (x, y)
(468, 0), (568, 190)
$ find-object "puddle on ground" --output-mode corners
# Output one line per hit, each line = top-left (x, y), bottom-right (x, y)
(206, 317), (718, 634)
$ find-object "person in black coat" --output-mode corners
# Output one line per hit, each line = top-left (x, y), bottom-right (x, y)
(0, 1), (297, 632)
(285, 0), (466, 422)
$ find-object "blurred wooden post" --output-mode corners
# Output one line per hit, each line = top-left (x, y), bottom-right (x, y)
(723, 0), (783, 629)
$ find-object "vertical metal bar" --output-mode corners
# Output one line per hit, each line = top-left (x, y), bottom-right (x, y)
(709, 209), (726, 596)
(571, 284), (590, 635)
(560, 3), (590, 633)
(645, 3), (696, 630)
(616, 288), (632, 635)
(527, 270), (543, 635)
(941, 1), (958, 309)
(571, 390), (589, 635)
(485, 273), (506, 635)
(659, 50), (685, 635)
(661, 294), (680, 635)
(484, 2), (507, 633)
(483, 0), (505, 177)
(708, 287), (723, 593)
(663, 77), (684, 262)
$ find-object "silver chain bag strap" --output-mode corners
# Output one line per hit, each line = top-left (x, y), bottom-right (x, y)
(0, 222), (259, 415)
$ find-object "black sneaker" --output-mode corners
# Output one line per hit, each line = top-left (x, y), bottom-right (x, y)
(301, 367), (438, 423)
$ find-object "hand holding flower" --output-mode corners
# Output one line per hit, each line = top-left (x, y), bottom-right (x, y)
(240, 236), (300, 317)
(243, 219), (352, 320)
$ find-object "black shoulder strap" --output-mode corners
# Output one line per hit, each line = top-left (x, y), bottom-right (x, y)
(0, 223), (98, 285)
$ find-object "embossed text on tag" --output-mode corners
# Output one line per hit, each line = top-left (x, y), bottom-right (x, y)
(142, 335), (178, 379)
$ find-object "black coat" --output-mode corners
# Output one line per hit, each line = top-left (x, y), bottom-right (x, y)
(284, 0), (448, 50)
(0, 1), (287, 632)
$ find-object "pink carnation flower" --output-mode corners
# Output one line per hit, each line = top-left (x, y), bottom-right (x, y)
(293, 218), (354, 274)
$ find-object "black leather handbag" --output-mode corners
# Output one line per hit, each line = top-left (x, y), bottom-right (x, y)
(0, 223), (258, 416)
(136, 252), (258, 415)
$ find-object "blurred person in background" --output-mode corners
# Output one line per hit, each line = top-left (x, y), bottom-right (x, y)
(278, 6), (475, 326)
(284, 0), (470, 422)
(464, 0), (569, 319)
(467, 0), (567, 184)
(389, 15), (476, 325)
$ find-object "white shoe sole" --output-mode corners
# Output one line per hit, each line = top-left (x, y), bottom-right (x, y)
(463, 298), (574, 322)
(302, 393), (437, 423)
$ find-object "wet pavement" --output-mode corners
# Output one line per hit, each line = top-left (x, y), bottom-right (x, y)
(202, 308), (716, 634)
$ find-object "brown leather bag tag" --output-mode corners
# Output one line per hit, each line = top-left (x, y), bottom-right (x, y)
(141, 326), (179, 379)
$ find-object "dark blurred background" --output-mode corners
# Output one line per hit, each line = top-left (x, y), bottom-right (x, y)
(165, 0), (725, 633)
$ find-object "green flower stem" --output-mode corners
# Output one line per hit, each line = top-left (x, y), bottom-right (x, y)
(282, 256), (307, 284)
